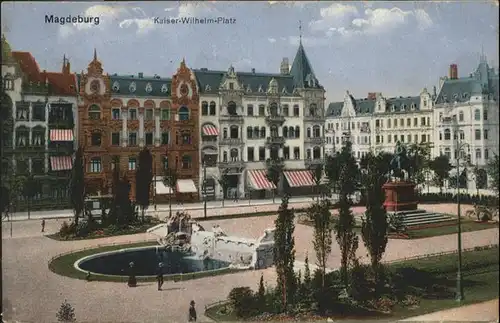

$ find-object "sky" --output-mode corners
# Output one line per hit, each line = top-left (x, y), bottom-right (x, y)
(1, 1), (499, 103)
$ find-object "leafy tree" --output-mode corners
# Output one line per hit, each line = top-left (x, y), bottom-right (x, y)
(109, 160), (134, 225)
(266, 158), (284, 203)
(257, 273), (266, 309)
(2, 161), (26, 220)
(273, 194), (296, 311)
(217, 168), (230, 207)
(301, 254), (313, 308)
(429, 155), (452, 194)
(135, 148), (153, 222)
(310, 164), (324, 201)
(325, 153), (340, 194)
(22, 174), (38, 219)
(228, 287), (256, 318)
(164, 167), (178, 219)
(70, 146), (85, 226)
(471, 165), (487, 195)
(360, 152), (388, 292)
(307, 199), (333, 288)
(406, 143), (431, 186)
(487, 154), (499, 197)
(56, 300), (76, 322)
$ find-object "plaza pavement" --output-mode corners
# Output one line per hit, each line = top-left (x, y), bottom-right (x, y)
(402, 299), (499, 321)
(2, 203), (498, 323)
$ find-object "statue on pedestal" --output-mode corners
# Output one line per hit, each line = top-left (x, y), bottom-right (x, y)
(389, 141), (410, 181)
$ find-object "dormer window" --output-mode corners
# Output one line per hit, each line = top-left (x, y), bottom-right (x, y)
(401, 105), (406, 111)
(205, 85), (211, 91)
(229, 82), (234, 90)
(391, 105), (396, 112)
(246, 85), (252, 93)
(161, 84), (169, 94)
(258, 85), (264, 93)
(145, 83), (152, 93)
(410, 103), (416, 110)
(453, 93), (458, 100)
(443, 95), (448, 102)
(129, 82), (136, 93)
(282, 86), (287, 94)
(112, 81), (120, 92)
(462, 92), (469, 99)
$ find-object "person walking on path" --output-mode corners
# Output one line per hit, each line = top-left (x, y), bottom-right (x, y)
(41, 219), (45, 233)
(156, 262), (164, 291)
(188, 300), (197, 322)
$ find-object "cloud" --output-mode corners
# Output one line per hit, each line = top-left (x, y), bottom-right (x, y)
(176, 3), (220, 18)
(119, 18), (155, 34)
(288, 36), (329, 47)
(233, 58), (252, 70)
(268, 1), (320, 8)
(309, 3), (359, 32)
(268, 38), (277, 43)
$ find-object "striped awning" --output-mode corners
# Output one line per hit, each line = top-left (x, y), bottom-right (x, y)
(247, 170), (276, 190)
(284, 170), (315, 187)
(50, 129), (73, 142)
(177, 179), (198, 193)
(50, 156), (72, 171)
(202, 125), (219, 136)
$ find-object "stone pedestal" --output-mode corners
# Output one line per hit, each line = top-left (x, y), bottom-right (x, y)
(382, 181), (417, 212)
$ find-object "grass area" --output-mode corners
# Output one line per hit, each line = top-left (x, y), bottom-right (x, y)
(48, 241), (243, 283)
(206, 246), (499, 322)
(407, 220), (499, 239)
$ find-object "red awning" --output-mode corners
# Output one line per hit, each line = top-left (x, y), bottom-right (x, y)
(247, 170), (276, 190)
(50, 129), (73, 141)
(202, 125), (219, 136)
(50, 156), (72, 171)
(284, 170), (315, 187)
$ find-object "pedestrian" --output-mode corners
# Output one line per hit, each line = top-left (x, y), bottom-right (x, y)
(41, 219), (45, 233)
(235, 190), (239, 203)
(157, 262), (164, 291)
(188, 300), (197, 322)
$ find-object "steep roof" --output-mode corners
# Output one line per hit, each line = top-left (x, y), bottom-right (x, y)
(385, 96), (421, 113)
(435, 78), (482, 104)
(11, 51), (43, 82)
(289, 42), (322, 89)
(327, 95), (420, 117)
(1, 35), (16, 65)
(109, 74), (172, 97)
(45, 72), (77, 95)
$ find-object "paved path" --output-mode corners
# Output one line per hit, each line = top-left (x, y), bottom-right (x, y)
(403, 299), (499, 321)
(2, 203), (497, 323)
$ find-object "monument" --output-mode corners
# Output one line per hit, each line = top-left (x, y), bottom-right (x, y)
(382, 141), (418, 212)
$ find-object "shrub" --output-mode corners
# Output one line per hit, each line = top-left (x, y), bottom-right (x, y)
(228, 287), (256, 318)
(367, 296), (395, 313)
(348, 262), (374, 303)
(75, 221), (91, 237)
(56, 300), (76, 322)
(400, 294), (419, 307)
(59, 221), (74, 238)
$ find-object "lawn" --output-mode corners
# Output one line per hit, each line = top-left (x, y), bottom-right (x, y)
(407, 220), (498, 239)
(48, 241), (242, 283)
(206, 246), (500, 322)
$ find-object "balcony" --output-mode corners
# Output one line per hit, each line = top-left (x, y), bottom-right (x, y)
(220, 138), (243, 146)
(305, 137), (325, 145)
(305, 158), (324, 168)
(304, 115), (325, 122)
(218, 160), (246, 170)
(201, 136), (218, 149)
(265, 115), (286, 125)
(265, 157), (285, 168)
(219, 115), (244, 124)
(266, 136), (285, 146)
(360, 125), (371, 133)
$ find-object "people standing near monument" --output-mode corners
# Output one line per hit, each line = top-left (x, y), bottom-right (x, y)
(188, 300), (197, 322)
(156, 262), (164, 291)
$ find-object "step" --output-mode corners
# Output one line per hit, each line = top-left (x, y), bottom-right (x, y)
(402, 213), (450, 221)
(391, 209), (429, 215)
(405, 218), (456, 226)
(404, 217), (453, 225)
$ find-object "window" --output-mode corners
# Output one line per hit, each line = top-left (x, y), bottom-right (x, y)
(145, 109), (153, 121)
(253, 127), (259, 138)
(289, 126), (295, 138)
(375, 119), (380, 128)
(414, 134), (418, 142)
(270, 103), (278, 116)
(484, 129), (489, 140)
(421, 134), (426, 143)
(112, 108), (121, 120)
(399, 135), (404, 143)
(223, 151), (228, 162)
(247, 104), (254, 116)
(201, 101), (208, 116)
(439, 132), (442, 140)
(161, 132), (169, 145)
(336, 137), (339, 144)
(293, 147), (300, 159)
(420, 117), (425, 126)
(352, 122), (355, 130)
(407, 135), (411, 143)
(283, 146), (290, 159)
(309, 104), (317, 116)
(90, 157), (102, 173)
(128, 157), (136, 170)
(259, 147), (266, 161)
(444, 148), (451, 159)
(209, 101), (216, 115)
(439, 112), (443, 121)
(306, 149), (311, 159)
(282, 104), (289, 116)
(307, 127), (311, 138)
(3, 76), (14, 90)
(129, 109), (137, 120)
(223, 128), (228, 139)
(247, 147), (254, 161)
(163, 157), (169, 169)
(32, 159), (44, 174)
(484, 110), (488, 121)
(32, 103), (45, 121)
(260, 127), (266, 138)
(271, 125), (278, 137)
(376, 135), (380, 144)
(336, 123), (339, 130)
(128, 132), (137, 146)
(247, 127), (253, 139)
(283, 127), (288, 138)
(161, 109), (170, 120)
(88, 105), (101, 120)
(474, 109), (481, 121)
(145, 132), (153, 145)
(230, 148), (239, 161)
(313, 125), (321, 137)
(406, 118), (411, 127)
(293, 105), (299, 117)
(485, 149), (489, 160)
(475, 148), (482, 160)
(182, 132), (191, 144)
(459, 131), (465, 140)
(295, 126), (300, 138)
(393, 135), (397, 143)
(444, 129), (451, 140)
(91, 133), (102, 146)
(387, 119), (391, 128)
(475, 129), (481, 140)
(229, 83), (234, 90)
(394, 119), (397, 127)
(459, 111), (464, 121)
(111, 132), (120, 145)
(227, 101), (237, 115)
(259, 104), (265, 116)
(182, 155), (191, 169)
(179, 106), (189, 120)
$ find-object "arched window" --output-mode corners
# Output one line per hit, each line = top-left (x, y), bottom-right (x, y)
(295, 126), (300, 138)
(439, 132), (442, 140)
(260, 127), (266, 138)
(3, 75), (14, 90)
(88, 104), (101, 120)
(32, 126), (45, 146)
(475, 148), (482, 160)
(209, 101), (216, 115)
(474, 109), (480, 121)
(269, 103), (278, 116)
(313, 146), (321, 159)
(444, 128), (451, 140)
(253, 127), (259, 138)
(313, 125), (321, 137)
(227, 101), (237, 115)
(15, 126), (29, 147)
(283, 127), (288, 138)
(270, 146), (279, 160)
(230, 148), (238, 161)
(306, 127), (311, 138)
(271, 125), (278, 137)
(230, 125), (239, 139)
(223, 128), (228, 139)
(223, 151), (228, 162)
(459, 131), (465, 140)
(179, 106), (189, 121)
(309, 103), (317, 116)
(444, 148), (451, 158)
(182, 155), (191, 169)
(247, 126), (253, 139)
(201, 101), (208, 116)
(459, 111), (464, 122)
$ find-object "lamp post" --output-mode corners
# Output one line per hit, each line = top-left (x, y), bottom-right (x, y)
(202, 159), (207, 219)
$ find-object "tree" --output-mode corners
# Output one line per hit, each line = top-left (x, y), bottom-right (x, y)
(109, 160), (134, 225)
(429, 155), (452, 194)
(217, 168), (230, 207)
(325, 153), (340, 194)
(257, 273), (266, 309)
(273, 194), (296, 311)
(307, 199), (333, 289)
(302, 253), (313, 308)
(70, 146), (85, 226)
(487, 154), (499, 197)
(135, 148), (153, 222)
(23, 174), (38, 220)
(266, 158), (284, 203)
(334, 141), (359, 287)
(406, 143), (431, 188)
(56, 300), (76, 322)
(472, 165), (488, 195)
(164, 167), (178, 219)
(360, 152), (389, 292)
(310, 164), (324, 201)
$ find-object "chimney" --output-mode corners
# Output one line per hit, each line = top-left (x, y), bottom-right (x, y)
(449, 64), (458, 79)
(367, 92), (377, 100)
(138, 72), (144, 78)
(280, 58), (289, 75)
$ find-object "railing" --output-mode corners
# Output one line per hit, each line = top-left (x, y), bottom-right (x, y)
(219, 115), (244, 123)
(304, 115), (325, 122)
(304, 158), (324, 167)
(265, 136), (285, 145)
(265, 115), (286, 124)
(304, 137), (325, 145)
(218, 160), (246, 169)
(220, 138), (243, 145)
